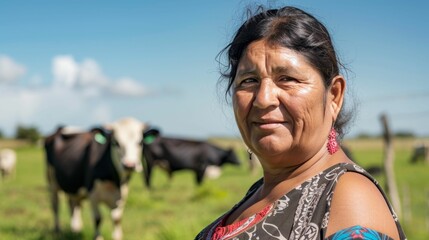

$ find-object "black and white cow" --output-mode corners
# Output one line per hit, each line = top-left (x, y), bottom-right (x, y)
(44, 117), (146, 240)
(142, 128), (241, 187)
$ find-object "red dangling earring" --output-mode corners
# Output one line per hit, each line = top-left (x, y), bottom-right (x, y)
(327, 128), (339, 155)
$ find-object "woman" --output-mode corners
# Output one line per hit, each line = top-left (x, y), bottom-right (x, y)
(196, 6), (406, 240)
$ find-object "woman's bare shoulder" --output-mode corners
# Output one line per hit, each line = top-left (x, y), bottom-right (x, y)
(325, 172), (400, 239)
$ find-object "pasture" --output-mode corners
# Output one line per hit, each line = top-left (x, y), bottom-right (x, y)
(0, 137), (428, 239)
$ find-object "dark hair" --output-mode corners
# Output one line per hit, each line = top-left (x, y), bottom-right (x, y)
(218, 6), (353, 138)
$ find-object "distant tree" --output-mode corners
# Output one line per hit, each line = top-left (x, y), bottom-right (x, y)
(394, 131), (415, 138)
(15, 125), (41, 143)
(356, 132), (377, 139)
(0, 129), (4, 139)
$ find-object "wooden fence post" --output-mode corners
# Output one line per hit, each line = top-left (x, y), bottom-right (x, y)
(380, 113), (402, 219)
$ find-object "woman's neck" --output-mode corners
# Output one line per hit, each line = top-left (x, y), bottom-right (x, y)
(259, 147), (348, 199)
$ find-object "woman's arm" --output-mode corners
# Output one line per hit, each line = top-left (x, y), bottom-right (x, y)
(325, 172), (400, 239)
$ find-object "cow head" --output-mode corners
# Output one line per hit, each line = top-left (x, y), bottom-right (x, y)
(104, 117), (146, 173)
(222, 149), (241, 166)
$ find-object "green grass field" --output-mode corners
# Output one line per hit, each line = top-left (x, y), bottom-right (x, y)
(0, 138), (428, 239)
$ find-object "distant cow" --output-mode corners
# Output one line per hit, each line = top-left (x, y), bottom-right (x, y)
(44, 117), (146, 240)
(142, 128), (240, 187)
(410, 143), (429, 164)
(0, 148), (17, 180)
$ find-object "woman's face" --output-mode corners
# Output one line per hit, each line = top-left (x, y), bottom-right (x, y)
(233, 40), (333, 166)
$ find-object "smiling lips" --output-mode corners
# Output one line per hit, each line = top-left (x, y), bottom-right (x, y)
(252, 119), (288, 130)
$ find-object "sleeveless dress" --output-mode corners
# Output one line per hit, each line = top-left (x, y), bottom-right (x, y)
(195, 163), (407, 240)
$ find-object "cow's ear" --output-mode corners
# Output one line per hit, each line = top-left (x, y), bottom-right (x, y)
(94, 132), (107, 145)
(143, 135), (156, 145)
(143, 128), (160, 144)
(91, 126), (112, 136)
(90, 127), (110, 145)
(143, 128), (160, 137)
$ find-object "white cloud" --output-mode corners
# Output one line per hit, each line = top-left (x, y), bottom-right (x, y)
(17, 89), (42, 119)
(0, 85), (87, 135)
(78, 59), (109, 88)
(0, 54), (149, 136)
(109, 77), (146, 97)
(52, 55), (79, 88)
(51, 55), (146, 98)
(0, 55), (26, 83)
(28, 74), (43, 87)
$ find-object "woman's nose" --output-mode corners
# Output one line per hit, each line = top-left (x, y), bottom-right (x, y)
(253, 79), (279, 109)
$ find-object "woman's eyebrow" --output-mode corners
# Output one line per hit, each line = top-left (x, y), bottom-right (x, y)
(236, 68), (258, 77)
(236, 65), (300, 77)
(272, 66), (296, 74)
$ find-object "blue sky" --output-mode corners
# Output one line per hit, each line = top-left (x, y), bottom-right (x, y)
(1, 1), (428, 139)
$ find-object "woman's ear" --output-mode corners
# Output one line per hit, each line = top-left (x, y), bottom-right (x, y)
(329, 75), (346, 120)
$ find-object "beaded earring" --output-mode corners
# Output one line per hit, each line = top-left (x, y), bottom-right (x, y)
(327, 127), (339, 155)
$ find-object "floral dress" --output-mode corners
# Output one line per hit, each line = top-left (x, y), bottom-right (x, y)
(195, 163), (406, 240)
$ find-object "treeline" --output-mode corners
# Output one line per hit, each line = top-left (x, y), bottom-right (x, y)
(355, 131), (417, 139)
(0, 125), (42, 144)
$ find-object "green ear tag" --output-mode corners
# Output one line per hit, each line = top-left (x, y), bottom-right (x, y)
(95, 133), (107, 144)
(144, 135), (156, 144)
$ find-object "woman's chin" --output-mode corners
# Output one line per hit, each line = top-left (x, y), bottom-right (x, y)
(252, 135), (292, 157)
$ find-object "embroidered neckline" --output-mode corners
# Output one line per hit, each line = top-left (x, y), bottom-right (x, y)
(211, 203), (274, 240)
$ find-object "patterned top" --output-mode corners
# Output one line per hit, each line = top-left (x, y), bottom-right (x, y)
(195, 163), (407, 240)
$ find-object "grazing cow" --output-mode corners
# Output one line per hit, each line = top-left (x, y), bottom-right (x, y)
(44, 117), (146, 240)
(0, 148), (17, 180)
(410, 143), (429, 164)
(142, 128), (241, 187)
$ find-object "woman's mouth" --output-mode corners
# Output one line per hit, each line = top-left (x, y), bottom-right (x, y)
(253, 120), (287, 130)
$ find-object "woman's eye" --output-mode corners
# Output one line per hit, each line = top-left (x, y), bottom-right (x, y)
(239, 78), (258, 86)
(234, 78), (257, 89)
(279, 76), (298, 82)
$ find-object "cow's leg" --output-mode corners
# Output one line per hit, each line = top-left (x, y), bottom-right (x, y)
(68, 196), (83, 232)
(425, 146), (429, 164)
(196, 167), (207, 185)
(168, 170), (174, 182)
(47, 165), (60, 232)
(110, 184), (128, 240)
(410, 152), (416, 163)
(144, 165), (152, 189)
(90, 180), (125, 240)
(89, 180), (106, 240)
(92, 181), (126, 240)
(89, 194), (104, 240)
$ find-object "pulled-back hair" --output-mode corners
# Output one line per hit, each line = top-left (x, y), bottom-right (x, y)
(218, 6), (353, 138)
